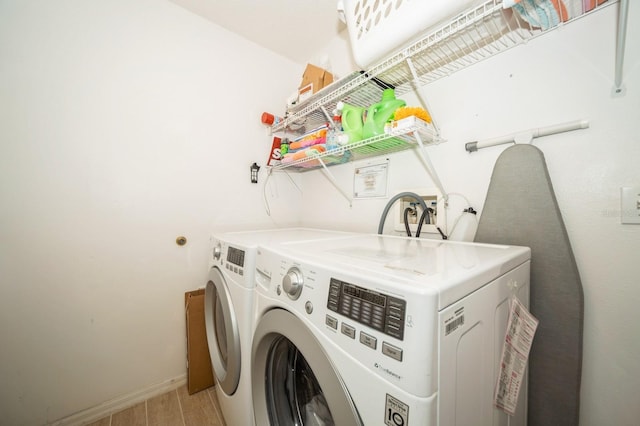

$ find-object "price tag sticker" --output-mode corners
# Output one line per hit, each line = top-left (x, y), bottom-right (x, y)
(494, 296), (538, 415)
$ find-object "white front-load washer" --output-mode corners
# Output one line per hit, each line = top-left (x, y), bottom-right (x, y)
(251, 234), (531, 426)
(204, 228), (358, 426)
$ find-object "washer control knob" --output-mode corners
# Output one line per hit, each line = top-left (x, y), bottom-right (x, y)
(282, 267), (303, 300)
(213, 243), (222, 260)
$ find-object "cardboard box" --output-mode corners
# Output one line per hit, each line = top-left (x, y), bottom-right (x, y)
(298, 63), (334, 102)
(384, 115), (433, 136)
(185, 289), (215, 395)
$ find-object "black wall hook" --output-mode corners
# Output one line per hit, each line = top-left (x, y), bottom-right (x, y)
(250, 162), (261, 183)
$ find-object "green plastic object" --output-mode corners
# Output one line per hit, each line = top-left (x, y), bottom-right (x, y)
(339, 102), (365, 143)
(362, 89), (406, 139)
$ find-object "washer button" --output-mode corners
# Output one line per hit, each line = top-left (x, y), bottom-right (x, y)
(359, 332), (377, 350)
(341, 323), (356, 339)
(382, 342), (403, 361)
(326, 315), (338, 330)
(305, 301), (313, 314)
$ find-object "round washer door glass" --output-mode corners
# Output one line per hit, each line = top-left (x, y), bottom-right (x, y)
(204, 267), (241, 395)
(267, 336), (332, 425)
(252, 309), (362, 426)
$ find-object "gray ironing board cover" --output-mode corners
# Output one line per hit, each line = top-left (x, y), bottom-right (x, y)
(474, 144), (583, 426)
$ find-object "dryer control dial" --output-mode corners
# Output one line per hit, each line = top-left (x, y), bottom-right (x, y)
(282, 267), (303, 300)
(213, 243), (222, 261)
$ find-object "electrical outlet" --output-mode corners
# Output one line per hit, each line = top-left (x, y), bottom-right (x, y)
(621, 187), (640, 224)
(393, 188), (442, 234)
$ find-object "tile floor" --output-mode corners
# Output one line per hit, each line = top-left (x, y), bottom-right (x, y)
(85, 385), (226, 426)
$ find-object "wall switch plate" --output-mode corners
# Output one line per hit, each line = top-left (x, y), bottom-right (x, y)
(621, 187), (640, 224)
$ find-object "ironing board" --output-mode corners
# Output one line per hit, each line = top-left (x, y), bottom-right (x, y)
(474, 144), (583, 426)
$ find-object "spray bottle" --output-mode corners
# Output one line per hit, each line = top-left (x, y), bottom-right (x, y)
(448, 207), (478, 242)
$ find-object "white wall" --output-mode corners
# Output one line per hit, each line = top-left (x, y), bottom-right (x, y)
(299, 3), (640, 426)
(1, 1), (637, 425)
(0, 1), (303, 424)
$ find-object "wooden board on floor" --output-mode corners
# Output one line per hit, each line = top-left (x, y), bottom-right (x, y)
(185, 289), (215, 394)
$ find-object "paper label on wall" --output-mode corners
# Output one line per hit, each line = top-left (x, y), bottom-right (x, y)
(353, 159), (389, 198)
(494, 296), (539, 416)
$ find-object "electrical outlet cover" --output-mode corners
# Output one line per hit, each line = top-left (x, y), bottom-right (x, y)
(621, 186), (640, 224)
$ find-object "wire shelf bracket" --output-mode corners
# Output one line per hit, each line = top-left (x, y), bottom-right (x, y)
(315, 155), (353, 207)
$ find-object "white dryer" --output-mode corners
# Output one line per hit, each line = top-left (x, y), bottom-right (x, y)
(204, 228), (358, 426)
(251, 234), (531, 426)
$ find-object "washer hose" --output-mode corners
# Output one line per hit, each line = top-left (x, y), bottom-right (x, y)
(415, 207), (434, 238)
(378, 192), (428, 235)
(403, 207), (414, 237)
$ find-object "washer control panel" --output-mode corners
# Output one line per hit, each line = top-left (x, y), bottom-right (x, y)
(327, 278), (406, 341)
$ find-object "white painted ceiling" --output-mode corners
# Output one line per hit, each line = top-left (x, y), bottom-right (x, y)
(169, 0), (346, 64)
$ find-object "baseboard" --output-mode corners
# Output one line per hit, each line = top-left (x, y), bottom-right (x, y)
(49, 374), (187, 426)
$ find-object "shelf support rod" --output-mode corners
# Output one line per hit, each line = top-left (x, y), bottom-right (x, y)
(405, 56), (441, 138)
(612, 0), (629, 96)
(414, 132), (447, 202)
(315, 155), (353, 207)
(465, 119), (590, 152)
(320, 105), (333, 124)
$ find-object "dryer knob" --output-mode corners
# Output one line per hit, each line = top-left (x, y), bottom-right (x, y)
(213, 244), (222, 260)
(282, 267), (303, 300)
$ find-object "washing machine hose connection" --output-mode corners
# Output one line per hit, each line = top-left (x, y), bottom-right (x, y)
(378, 192), (428, 235)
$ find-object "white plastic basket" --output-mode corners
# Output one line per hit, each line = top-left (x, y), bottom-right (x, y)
(338, 0), (481, 69)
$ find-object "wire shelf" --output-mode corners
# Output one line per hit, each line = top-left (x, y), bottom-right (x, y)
(271, 0), (614, 170)
(272, 120), (439, 172)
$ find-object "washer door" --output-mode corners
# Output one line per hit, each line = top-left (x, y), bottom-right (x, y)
(252, 309), (362, 426)
(205, 267), (241, 396)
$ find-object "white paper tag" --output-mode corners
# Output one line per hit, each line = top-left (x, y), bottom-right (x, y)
(494, 296), (539, 415)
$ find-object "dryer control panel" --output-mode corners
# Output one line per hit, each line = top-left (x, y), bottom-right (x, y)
(226, 246), (245, 267)
(327, 278), (406, 341)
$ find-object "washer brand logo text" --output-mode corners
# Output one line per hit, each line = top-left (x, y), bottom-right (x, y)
(374, 363), (402, 380)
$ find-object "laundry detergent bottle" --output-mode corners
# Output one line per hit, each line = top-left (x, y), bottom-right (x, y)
(362, 88), (406, 139)
(337, 101), (365, 143)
